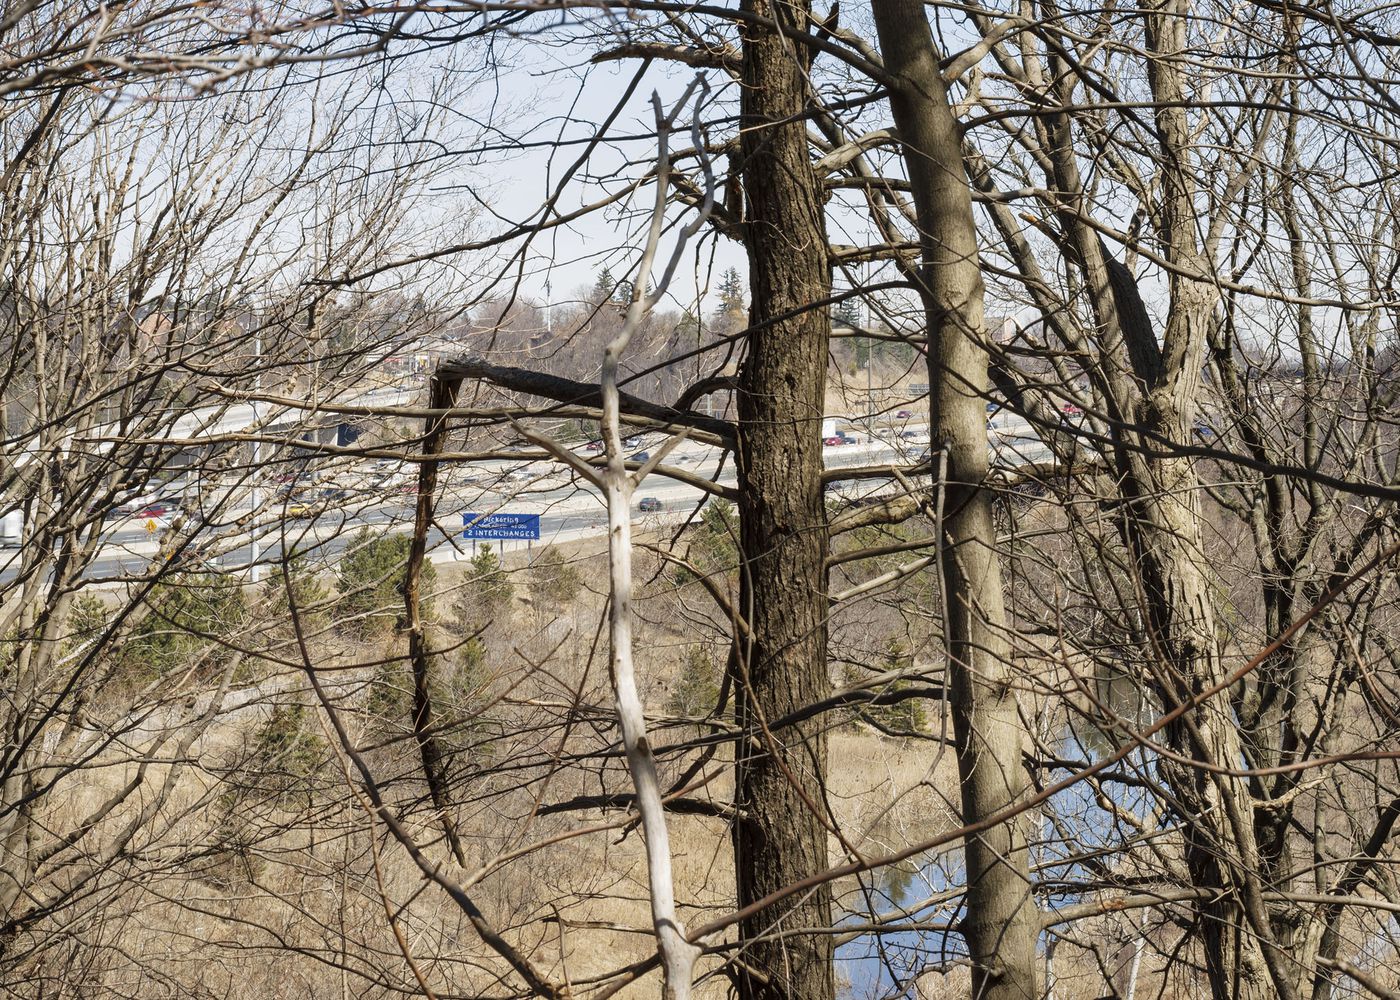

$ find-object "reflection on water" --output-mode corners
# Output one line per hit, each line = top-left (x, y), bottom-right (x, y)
(836, 665), (1157, 998)
(836, 849), (963, 999)
(1069, 663), (1155, 756)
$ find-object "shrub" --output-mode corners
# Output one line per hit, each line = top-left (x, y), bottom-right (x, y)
(366, 659), (412, 724)
(469, 543), (513, 618)
(64, 593), (109, 654)
(213, 701), (327, 836)
(452, 543), (514, 632)
(121, 572), (247, 681)
(247, 702), (325, 792)
(257, 555), (330, 641)
(336, 528), (435, 638)
(846, 638), (927, 735)
(674, 498), (739, 585)
(436, 635), (492, 741)
(668, 643), (723, 718)
(527, 545), (581, 609)
(365, 634), (496, 778)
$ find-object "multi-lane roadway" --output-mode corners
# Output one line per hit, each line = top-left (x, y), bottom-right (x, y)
(7, 412), (1056, 582)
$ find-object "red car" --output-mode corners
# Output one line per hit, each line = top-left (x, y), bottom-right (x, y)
(130, 501), (179, 519)
(585, 440), (605, 453)
(823, 435), (846, 446)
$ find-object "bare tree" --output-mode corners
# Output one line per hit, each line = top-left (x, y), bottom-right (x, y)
(9, 4), (1400, 1000)
(0, 14), (475, 986)
(872, 3), (1040, 996)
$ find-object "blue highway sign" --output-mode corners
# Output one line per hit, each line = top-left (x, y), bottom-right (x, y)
(462, 512), (541, 541)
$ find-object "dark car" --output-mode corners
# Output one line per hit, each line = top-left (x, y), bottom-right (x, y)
(629, 450), (650, 463)
(638, 496), (663, 513)
(896, 409), (913, 419)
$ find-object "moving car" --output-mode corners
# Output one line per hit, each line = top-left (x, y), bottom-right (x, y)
(896, 409), (913, 419)
(629, 450), (650, 463)
(1, 510), (22, 546)
(638, 496), (663, 513)
(129, 500), (180, 519)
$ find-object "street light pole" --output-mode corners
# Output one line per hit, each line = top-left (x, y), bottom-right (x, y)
(249, 331), (262, 583)
(864, 264), (874, 441)
(544, 277), (552, 338)
(867, 338), (873, 441)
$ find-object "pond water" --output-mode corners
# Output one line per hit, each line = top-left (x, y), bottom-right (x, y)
(836, 848), (964, 998)
(836, 672), (1156, 998)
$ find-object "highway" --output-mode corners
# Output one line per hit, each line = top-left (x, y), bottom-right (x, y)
(2, 413), (1055, 583)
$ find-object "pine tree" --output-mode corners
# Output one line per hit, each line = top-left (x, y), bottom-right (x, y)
(591, 266), (616, 305)
(715, 266), (745, 317)
(834, 298), (861, 329)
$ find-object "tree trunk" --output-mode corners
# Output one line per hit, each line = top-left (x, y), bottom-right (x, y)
(731, 2), (834, 997)
(870, 3), (1041, 997)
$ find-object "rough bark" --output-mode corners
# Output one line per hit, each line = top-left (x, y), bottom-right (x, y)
(731, 2), (835, 997)
(406, 373), (468, 867)
(993, 6), (1288, 993)
(870, 3), (1041, 997)
(1131, 9), (1284, 996)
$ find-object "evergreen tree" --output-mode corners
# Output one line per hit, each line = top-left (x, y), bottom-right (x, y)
(715, 266), (745, 317)
(834, 298), (861, 329)
(591, 266), (616, 305)
(468, 543), (514, 619)
(855, 336), (874, 369)
(336, 529), (436, 638)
